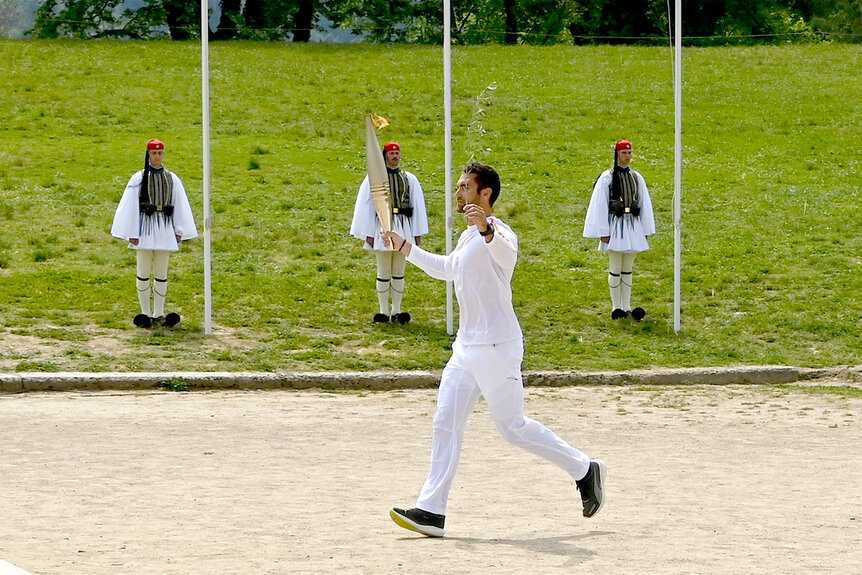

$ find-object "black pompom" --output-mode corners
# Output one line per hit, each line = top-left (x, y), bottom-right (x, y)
(165, 312), (181, 327)
(392, 312), (411, 325)
(133, 314), (152, 328)
(611, 308), (627, 320)
(631, 307), (646, 321)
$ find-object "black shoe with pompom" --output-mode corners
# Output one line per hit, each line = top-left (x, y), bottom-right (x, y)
(392, 312), (411, 325)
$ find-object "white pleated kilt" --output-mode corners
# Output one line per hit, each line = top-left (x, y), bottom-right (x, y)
(597, 213), (651, 254)
(362, 213), (421, 252)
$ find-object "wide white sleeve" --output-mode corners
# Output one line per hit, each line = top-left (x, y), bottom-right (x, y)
(349, 176), (378, 240)
(406, 243), (456, 282)
(111, 172), (142, 240)
(486, 219), (518, 273)
(583, 171), (611, 238)
(636, 172), (656, 236)
(171, 174), (198, 241)
(406, 172), (429, 237)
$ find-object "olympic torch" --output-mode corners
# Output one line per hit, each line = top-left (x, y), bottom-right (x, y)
(365, 114), (393, 246)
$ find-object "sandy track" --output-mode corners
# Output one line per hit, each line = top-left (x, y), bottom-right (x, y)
(1, 384), (860, 574)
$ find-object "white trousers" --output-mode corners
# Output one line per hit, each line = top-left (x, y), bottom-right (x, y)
(416, 338), (591, 515)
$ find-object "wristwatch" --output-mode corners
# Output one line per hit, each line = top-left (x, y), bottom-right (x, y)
(479, 222), (495, 237)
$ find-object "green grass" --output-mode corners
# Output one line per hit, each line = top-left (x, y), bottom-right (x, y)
(159, 376), (191, 391)
(0, 40), (860, 373)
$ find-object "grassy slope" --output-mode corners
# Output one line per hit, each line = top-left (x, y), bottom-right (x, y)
(0, 40), (859, 372)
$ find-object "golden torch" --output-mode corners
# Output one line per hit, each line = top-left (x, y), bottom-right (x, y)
(365, 114), (392, 239)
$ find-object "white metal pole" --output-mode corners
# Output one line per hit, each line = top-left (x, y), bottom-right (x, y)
(443, 0), (454, 335)
(673, 0), (682, 333)
(201, 0), (213, 335)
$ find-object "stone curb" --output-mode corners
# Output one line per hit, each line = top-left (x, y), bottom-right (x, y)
(1, 366), (859, 394)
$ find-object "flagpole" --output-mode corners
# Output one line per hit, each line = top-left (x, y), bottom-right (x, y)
(673, 0), (682, 333)
(443, 0), (454, 335)
(201, 0), (213, 335)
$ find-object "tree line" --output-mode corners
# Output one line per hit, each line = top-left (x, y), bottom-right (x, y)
(30, 0), (862, 44)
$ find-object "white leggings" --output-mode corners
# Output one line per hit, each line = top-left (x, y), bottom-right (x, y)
(375, 250), (407, 281)
(607, 252), (636, 311)
(137, 249), (170, 279)
(136, 250), (171, 316)
(375, 251), (408, 315)
(608, 251), (636, 276)
(416, 339), (591, 515)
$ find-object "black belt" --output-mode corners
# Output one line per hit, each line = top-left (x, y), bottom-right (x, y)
(393, 207), (413, 217)
(140, 203), (174, 216)
(609, 201), (639, 217)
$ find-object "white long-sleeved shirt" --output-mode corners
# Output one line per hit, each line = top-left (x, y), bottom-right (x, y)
(407, 216), (521, 345)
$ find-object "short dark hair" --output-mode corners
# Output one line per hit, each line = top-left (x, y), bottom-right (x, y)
(463, 161), (501, 206)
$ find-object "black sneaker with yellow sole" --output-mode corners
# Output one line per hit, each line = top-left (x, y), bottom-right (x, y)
(390, 507), (445, 537)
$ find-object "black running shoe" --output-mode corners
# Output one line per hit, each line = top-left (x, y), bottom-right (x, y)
(576, 460), (607, 518)
(390, 507), (445, 537)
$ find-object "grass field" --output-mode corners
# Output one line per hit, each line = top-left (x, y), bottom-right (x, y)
(0, 40), (859, 373)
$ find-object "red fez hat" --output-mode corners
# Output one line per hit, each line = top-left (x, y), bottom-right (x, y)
(147, 139), (165, 151)
(615, 140), (632, 151)
(383, 142), (400, 152)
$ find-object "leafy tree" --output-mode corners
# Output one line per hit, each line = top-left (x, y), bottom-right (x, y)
(25, 0), (860, 44)
(31, 0), (167, 39)
(212, 0), (319, 41)
(325, 0), (620, 45)
(714, 0), (819, 43)
(162, 0), (201, 40)
(798, 0), (862, 41)
(503, 0), (518, 43)
(325, 0), (422, 42)
(567, 0), (666, 44)
(516, 0), (581, 44)
(214, 0), (242, 40)
(293, 0), (317, 42)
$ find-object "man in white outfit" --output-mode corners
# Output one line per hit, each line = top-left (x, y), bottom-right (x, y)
(583, 140), (655, 320)
(111, 139), (198, 328)
(350, 142), (429, 324)
(383, 162), (605, 538)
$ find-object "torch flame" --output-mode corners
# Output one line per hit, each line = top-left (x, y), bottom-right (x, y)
(370, 114), (389, 130)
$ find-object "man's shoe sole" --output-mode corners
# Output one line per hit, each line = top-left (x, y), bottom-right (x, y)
(389, 508), (445, 537)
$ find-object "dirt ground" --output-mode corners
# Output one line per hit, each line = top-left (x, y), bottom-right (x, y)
(1, 383), (860, 575)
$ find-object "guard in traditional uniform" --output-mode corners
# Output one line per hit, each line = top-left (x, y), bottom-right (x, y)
(350, 142), (429, 324)
(111, 139), (198, 328)
(583, 140), (656, 320)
